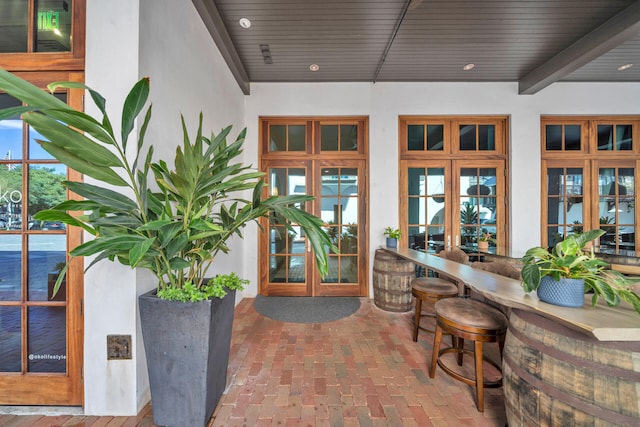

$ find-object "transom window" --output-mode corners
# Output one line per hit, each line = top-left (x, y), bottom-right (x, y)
(0, 0), (73, 53)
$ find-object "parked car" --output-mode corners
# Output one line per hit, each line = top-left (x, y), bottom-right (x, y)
(29, 221), (66, 230)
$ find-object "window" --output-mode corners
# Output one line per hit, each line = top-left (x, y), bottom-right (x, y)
(541, 116), (638, 256)
(400, 116), (509, 255)
(0, 0), (85, 72)
(0, 0), (73, 53)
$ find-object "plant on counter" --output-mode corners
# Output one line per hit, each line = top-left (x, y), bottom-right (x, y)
(520, 229), (640, 314)
(384, 226), (401, 249)
(477, 231), (495, 243)
(384, 226), (402, 240)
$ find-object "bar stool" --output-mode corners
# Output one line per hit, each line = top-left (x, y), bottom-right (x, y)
(411, 277), (459, 341)
(428, 298), (508, 412)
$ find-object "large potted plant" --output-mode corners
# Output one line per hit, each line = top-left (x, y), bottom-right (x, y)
(520, 229), (640, 313)
(0, 70), (334, 426)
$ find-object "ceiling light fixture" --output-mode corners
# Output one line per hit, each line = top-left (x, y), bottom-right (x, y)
(238, 18), (251, 29)
(462, 63), (475, 71)
(309, 64), (320, 72)
(617, 63), (633, 71)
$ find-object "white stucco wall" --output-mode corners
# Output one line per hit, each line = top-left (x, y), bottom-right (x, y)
(84, 0), (245, 415)
(242, 81), (640, 297)
(84, 0), (142, 416)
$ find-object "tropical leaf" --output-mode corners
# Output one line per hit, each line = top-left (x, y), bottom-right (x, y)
(23, 112), (122, 167)
(64, 181), (137, 211)
(121, 77), (150, 150)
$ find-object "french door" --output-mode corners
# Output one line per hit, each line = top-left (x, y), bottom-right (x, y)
(401, 160), (506, 255)
(0, 72), (83, 405)
(399, 115), (509, 255)
(259, 117), (369, 297)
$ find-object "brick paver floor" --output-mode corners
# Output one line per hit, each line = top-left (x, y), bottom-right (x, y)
(0, 297), (507, 426)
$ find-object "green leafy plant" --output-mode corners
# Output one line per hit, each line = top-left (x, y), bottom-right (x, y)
(384, 227), (401, 240)
(0, 69), (335, 301)
(521, 229), (640, 314)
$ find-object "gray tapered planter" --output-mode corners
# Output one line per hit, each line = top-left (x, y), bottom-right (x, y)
(139, 288), (236, 427)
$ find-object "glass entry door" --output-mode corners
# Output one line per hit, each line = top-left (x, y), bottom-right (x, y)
(0, 75), (83, 405)
(259, 117), (368, 297)
(261, 161), (366, 296)
(263, 162), (312, 296)
(316, 161), (365, 296)
(403, 160), (506, 255)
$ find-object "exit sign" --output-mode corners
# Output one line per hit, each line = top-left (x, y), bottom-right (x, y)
(37, 11), (60, 31)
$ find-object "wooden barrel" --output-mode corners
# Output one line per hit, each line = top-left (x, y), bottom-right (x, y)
(372, 249), (415, 312)
(503, 309), (640, 427)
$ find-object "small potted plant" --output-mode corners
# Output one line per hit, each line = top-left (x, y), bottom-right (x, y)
(520, 229), (640, 313)
(477, 232), (495, 252)
(384, 226), (401, 248)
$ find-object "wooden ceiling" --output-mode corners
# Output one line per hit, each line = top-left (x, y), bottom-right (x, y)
(193, 0), (640, 94)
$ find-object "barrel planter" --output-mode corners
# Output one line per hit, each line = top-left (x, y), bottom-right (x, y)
(372, 249), (415, 312)
(503, 309), (640, 427)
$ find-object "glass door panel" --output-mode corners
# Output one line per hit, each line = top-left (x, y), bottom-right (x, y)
(598, 167), (635, 256)
(267, 166), (308, 289)
(458, 166), (500, 253)
(0, 79), (83, 405)
(407, 166), (448, 253)
(320, 167), (358, 284)
(316, 161), (364, 296)
(545, 166), (584, 248)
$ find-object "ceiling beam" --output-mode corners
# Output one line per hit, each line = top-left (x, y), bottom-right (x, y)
(192, 0), (251, 95)
(519, 1), (640, 95)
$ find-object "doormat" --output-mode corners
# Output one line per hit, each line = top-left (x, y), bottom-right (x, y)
(253, 295), (361, 323)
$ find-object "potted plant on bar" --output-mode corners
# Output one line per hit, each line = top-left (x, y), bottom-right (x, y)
(384, 226), (401, 248)
(520, 229), (640, 314)
(477, 231), (495, 253)
(0, 70), (334, 426)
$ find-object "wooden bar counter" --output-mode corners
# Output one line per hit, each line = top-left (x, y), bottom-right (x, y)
(379, 246), (640, 425)
(380, 246), (640, 341)
(379, 247), (640, 425)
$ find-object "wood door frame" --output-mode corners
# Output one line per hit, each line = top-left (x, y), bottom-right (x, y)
(0, 71), (84, 405)
(258, 116), (369, 297)
(399, 115), (510, 255)
(452, 159), (507, 252)
(258, 159), (314, 296)
(313, 159), (368, 297)
(540, 116), (640, 254)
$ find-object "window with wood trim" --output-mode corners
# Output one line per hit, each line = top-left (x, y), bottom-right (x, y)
(541, 116), (639, 256)
(0, 0), (85, 72)
(399, 116), (509, 256)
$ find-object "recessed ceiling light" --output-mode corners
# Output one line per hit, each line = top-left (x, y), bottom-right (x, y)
(617, 63), (633, 71)
(309, 64), (320, 72)
(238, 18), (251, 29)
(462, 63), (475, 71)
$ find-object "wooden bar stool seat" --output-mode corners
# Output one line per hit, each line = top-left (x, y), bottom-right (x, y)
(428, 298), (508, 412)
(411, 277), (459, 341)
